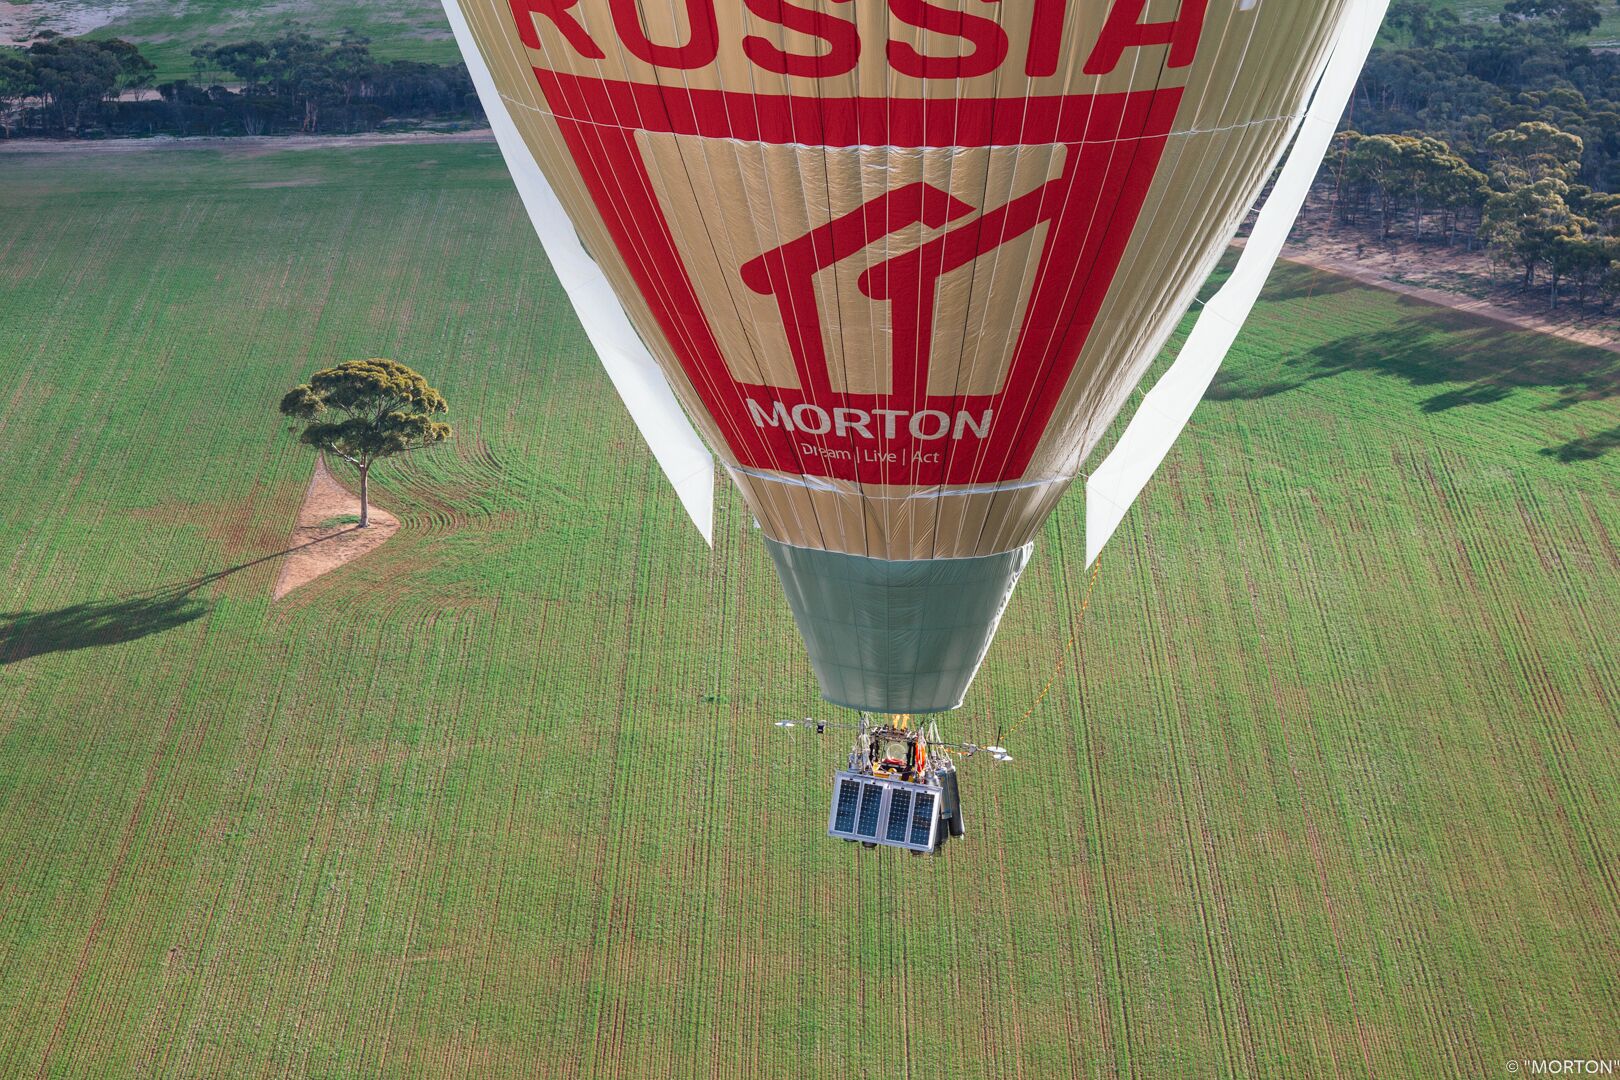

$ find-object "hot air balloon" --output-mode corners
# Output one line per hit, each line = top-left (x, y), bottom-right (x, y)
(439, 0), (1387, 847)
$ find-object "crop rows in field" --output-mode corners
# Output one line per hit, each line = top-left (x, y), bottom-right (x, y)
(0, 142), (1615, 1077)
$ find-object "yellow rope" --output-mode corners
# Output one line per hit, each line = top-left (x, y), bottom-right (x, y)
(998, 557), (1102, 747)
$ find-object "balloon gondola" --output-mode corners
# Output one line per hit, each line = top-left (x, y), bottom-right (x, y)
(779, 713), (993, 853)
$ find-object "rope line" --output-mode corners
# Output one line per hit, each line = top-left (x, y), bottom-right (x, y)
(997, 556), (1102, 748)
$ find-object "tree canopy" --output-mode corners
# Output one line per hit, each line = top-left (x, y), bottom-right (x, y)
(15, 34), (153, 134)
(0, 32), (476, 138)
(280, 359), (452, 527)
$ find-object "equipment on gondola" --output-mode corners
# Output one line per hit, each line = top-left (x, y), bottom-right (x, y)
(781, 715), (996, 855)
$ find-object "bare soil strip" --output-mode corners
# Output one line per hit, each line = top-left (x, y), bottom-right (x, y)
(273, 458), (399, 600)
(1274, 237), (1620, 356)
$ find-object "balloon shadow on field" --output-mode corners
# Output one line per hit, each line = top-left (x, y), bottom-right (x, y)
(0, 532), (349, 664)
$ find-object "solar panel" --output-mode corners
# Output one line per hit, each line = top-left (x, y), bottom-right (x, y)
(910, 793), (936, 848)
(834, 779), (860, 833)
(827, 771), (943, 852)
(885, 790), (913, 843)
(856, 783), (883, 837)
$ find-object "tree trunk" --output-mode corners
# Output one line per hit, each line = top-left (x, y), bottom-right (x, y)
(358, 463), (370, 528)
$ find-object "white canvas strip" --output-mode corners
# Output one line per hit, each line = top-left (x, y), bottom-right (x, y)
(442, 0), (715, 543)
(1085, 0), (1389, 565)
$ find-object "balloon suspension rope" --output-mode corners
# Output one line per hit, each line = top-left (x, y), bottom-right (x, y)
(996, 557), (1102, 749)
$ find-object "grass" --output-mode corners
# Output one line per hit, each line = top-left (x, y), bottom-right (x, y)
(318, 514), (362, 529)
(1421, 0), (1620, 43)
(9, 0), (1618, 82)
(0, 139), (1616, 1078)
(10, 0), (456, 82)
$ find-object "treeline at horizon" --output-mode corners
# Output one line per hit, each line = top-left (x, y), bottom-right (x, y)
(3, 4), (1618, 309)
(0, 31), (481, 139)
(1327, 0), (1620, 310)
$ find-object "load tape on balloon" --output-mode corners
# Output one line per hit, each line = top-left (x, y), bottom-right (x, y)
(443, 0), (1386, 712)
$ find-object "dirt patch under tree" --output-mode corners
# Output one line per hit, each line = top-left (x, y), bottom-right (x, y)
(272, 457), (399, 600)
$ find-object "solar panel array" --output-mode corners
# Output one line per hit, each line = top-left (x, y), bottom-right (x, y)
(834, 779), (860, 834)
(856, 784), (884, 838)
(885, 791), (913, 844)
(910, 793), (935, 848)
(827, 771), (940, 852)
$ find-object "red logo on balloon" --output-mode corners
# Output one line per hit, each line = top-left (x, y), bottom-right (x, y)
(531, 71), (1181, 486)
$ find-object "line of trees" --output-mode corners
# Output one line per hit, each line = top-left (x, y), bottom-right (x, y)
(4, 4), (1619, 309)
(1332, 124), (1620, 309)
(1328, 0), (1620, 310)
(1361, 0), (1620, 193)
(0, 33), (153, 137)
(0, 31), (480, 138)
(1479, 123), (1620, 306)
(1333, 132), (1489, 243)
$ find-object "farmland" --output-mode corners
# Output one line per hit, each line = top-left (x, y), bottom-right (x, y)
(0, 140), (1617, 1078)
(1433, 0), (1620, 43)
(3, 0), (458, 79)
(7, 0), (1620, 80)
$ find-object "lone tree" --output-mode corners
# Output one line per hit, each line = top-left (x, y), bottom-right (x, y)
(280, 359), (452, 527)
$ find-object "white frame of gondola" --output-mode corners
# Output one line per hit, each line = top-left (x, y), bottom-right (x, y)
(828, 771), (942, 853)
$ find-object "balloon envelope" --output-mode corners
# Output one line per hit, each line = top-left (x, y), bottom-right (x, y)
(446, 0), (1368, 712)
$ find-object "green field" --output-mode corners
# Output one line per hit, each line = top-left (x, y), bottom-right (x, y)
(9, 0), (1620, 80)
(0, 140), (1617, 1078)
(1434, 0), (1620, 43)
(9, 0), (458, 80)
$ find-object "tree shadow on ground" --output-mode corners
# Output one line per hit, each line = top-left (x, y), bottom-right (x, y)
(1253, 263), (1363, 303)
(0, 590), (212, 664)
(1207, 304), (1620, 437)
(0, 532), (349, 664)
(1542, 426), (1620, 464)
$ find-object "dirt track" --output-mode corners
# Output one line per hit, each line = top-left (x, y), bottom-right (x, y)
(1267, 231), (1620, 356)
